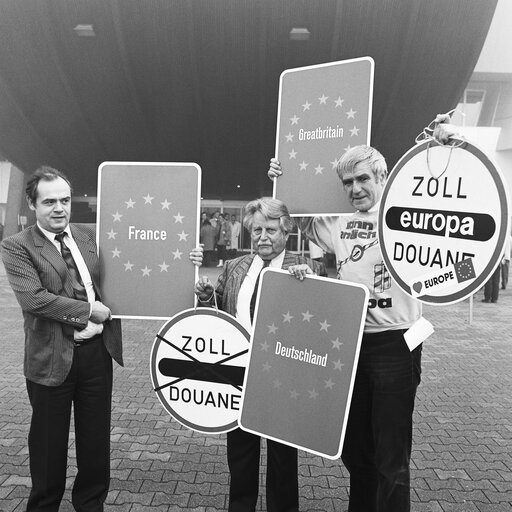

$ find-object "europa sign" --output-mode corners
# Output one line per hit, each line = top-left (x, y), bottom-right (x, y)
(150, 308), (250, 434)
(379, 139), (509, 305)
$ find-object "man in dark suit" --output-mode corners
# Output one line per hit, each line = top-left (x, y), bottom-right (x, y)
(1, 166), (123, 512)
(195, 197), (313, 512)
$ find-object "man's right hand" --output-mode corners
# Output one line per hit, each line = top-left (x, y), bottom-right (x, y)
(195, 276), (214, 301)
(90, 301), (112, 323)
(268, 158), (282, 180)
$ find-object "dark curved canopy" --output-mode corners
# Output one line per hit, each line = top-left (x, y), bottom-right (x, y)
(0, 0), (497, 199)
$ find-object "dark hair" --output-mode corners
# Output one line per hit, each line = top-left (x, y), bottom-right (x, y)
(25, 166), (73, 206)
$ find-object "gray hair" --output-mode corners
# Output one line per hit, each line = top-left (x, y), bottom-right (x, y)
(336, 145), (387, 180)
(243, 198), (294, 234)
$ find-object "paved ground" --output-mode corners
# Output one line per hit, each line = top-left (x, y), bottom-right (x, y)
(0, 260), (511, 511)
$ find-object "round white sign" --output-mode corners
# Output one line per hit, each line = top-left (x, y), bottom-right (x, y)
(150, 308), (250, 433)
(379, 139), (509, 305)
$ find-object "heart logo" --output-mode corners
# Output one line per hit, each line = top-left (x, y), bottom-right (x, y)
(412, 281), (422, 294)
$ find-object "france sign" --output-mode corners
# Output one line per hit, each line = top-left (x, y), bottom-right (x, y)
(240, 269), (368, 459)
(150, 308), (250, 434)
(379, 139), (509, 305)
(273, 57), (374, 216)
(97, 162), (200, 319)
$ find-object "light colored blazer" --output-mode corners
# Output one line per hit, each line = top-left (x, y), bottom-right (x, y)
(212, 251), (310, 317)
(1, 223), (123, 386)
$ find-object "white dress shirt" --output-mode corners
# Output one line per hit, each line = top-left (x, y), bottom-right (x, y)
(236, 250), (286, 332)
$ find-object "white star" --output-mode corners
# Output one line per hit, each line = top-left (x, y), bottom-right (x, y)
(330, 158), (339, 169)
(160, 199), (172, 210)
(262, 362), (271, 372)
(111, 248), (121, 258)
(288, 149), (297, 159)
(308, 389), (319, 399)
(125, 198), (135, 209)
(143, 194), (154, 204)
(112, 211), (123, 222)
(282, 311), (294, 323)
(344, 145), (352, 153)
(141, 266), (152, 277)
(273, 379), (282, 389)
(324, 378), (335, 389)
(290, 115), (299, 125)
(172, 249), (183, 259)
(302, 311), (313, 322)
(299, 161), (308, 171)
(314, 165), (324, 175)
(331, 337), (343, 350)
(260, 341), (269, 352)
(268, 323), (278, 334)
(177, 231), (189, 242)
(333, 359), (344, 371)
(106, 229), (117, 240)
(346, 108), (356, 119)
(124, 261), (134, 271)
(159, 261), (170, 272)
(173, 212), (184, 223)
(350, 126), (360, 137)
(320, 320), (331, 332)
(285, 132), (294, 143)
(302, 101), (311, 111)
(318, 94), (328, 104)
(334, 96), (344, 108)
(290, 390), (299, 399)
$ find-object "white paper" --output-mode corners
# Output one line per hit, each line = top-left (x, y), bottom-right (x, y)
(404, 317), (434, 351)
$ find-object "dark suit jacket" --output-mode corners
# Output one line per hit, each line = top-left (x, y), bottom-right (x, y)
(1, 223), (123, 386)
(211, 251), (310, 317)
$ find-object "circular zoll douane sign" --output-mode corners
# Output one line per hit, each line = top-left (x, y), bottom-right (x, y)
(150, 308), (250, 433)
(379, 139), (509, 305)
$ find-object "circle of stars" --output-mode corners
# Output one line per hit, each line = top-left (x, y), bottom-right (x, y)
(259, 308), (346, 401)
(283, 93), (361, 177)
(105, 194), (190, 278)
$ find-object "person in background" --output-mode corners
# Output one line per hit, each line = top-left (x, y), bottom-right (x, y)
(200, 214), (217, 267)
(195, 197), (313, 512)
(216, 212), (231, 267)
(229, 214), (241, 259)
(501, 233), (511, 290)
(210, 210), (220, 229)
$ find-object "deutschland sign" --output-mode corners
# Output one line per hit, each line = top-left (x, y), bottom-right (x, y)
(379, 138), (509, 305)
(150, 308), (250, 434)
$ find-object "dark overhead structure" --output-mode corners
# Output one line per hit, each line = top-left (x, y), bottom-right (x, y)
(0, 0), (497, 200)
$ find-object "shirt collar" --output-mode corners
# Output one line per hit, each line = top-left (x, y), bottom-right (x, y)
(254, 249), (286, 269)
(37, 222), (72, 242)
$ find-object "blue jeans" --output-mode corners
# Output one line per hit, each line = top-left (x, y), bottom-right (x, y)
(341, 330), (422, 512)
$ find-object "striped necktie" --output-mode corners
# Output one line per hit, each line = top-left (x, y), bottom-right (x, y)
(55, 232), (88, 302)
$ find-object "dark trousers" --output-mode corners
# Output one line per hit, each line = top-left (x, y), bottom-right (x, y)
(227, 428), (299, 512)
(341, 330), (422, 512)
(484, 264), (501, 302)
(217, 244), (228, 261)
(26, 338), (113, 512)
(501, 260), (509, 289)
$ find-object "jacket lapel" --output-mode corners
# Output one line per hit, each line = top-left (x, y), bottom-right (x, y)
(71, 224), (101, 298)
(32, 225), (69, 287)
